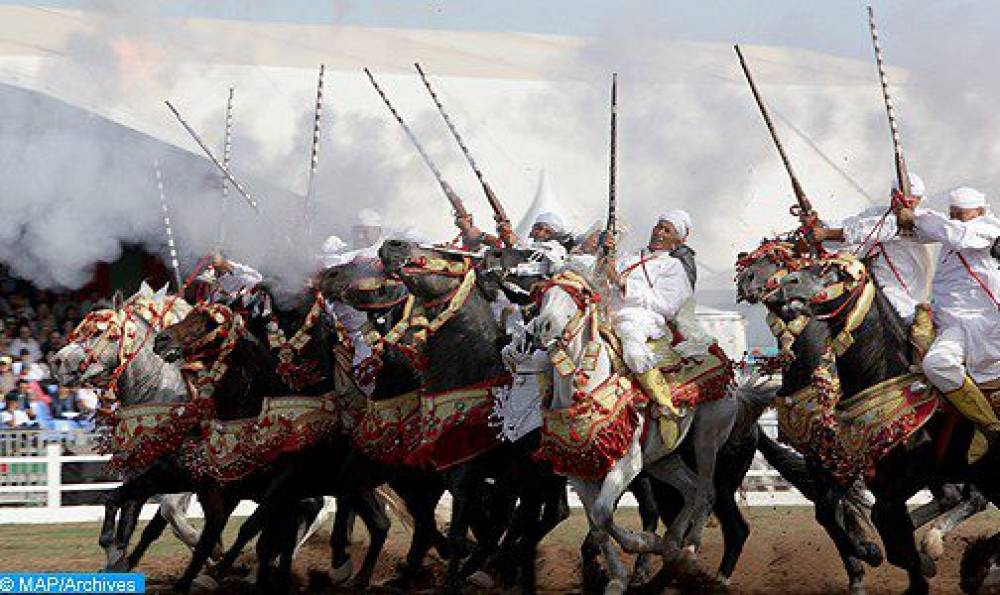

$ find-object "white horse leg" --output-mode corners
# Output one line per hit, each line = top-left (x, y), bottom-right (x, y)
(921, 489), (988, 561)
(295, 496), (337, 556)
(573, 480), (629, 595)
(646, 455), (697, 557)
(162, 493), (202, 551)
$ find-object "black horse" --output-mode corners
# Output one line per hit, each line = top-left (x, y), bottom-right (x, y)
(775, 258), (1000, 594)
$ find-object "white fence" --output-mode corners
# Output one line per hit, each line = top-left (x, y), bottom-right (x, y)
(0, 420), (905, 525)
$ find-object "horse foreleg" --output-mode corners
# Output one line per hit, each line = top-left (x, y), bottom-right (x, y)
(328, 496), (355, 585)
(160, 493), (205, 552)
(349, 488), (391, 589)
(872, 495), (932, 595)
(175, 495), (237, 593)
(575, 481), (629, 595)
(921, 485), (987, 562)
(585, 433), (659, 557)
(628, 476), (660, 585)
(127, 508), (169, 570)
(646, 455), (696, 558)
(442, 466), (478, 593)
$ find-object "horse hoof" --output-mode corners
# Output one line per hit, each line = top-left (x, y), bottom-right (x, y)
(860, 541), (884, 567)
(190, 574), (219, 594)
(921, 528), (945, 561)
(328, 558), (353, 586)
(604, 578), (627, 595)
(630, 562), (655, 586)
(467, 570), (495, 589)
(682, 544), (698, 562)
(919, 552), (938, 578)
(848, 581), (867, 595)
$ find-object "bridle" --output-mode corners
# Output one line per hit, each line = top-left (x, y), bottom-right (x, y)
(171, 302), (246, 397)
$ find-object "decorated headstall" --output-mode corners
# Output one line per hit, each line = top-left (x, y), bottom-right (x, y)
(735, 239), (807, 300)
(175, 302), (246, 398)
(532, 270), (605, 406)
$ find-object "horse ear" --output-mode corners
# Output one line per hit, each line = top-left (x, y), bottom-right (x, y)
(139, 280), (153, 297)
(111, 291), (124, 310)
(155, 284), (169, 301)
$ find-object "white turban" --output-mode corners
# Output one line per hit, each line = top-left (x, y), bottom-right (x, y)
(319, 235), (353, 268)
(658, 210), (692, 239)
(534, 211), (566, 234)
(355, 208), (383, 228)
(892, 172), (926, 198)
(949, 187), (987, 209)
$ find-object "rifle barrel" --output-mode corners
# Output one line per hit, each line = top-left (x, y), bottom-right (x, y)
(867, 6), (910, 196)
(734, 44), (813, 217)
(607, 73), (618, 253)
(364, 67), (468, 218)
(165, 100), (260, 213)
(413, 62), (509, 226)
(219, 86), (235, 246)
(154, 160), (183, 290)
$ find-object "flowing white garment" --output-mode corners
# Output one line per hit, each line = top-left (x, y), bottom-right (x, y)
(916, 209), (1000, 387)
(826, 207), (933, 322)
(610, 250), (692, 373)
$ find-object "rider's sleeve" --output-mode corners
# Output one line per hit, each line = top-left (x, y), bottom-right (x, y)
(645, 258), (692, 320)
(914, 209), (998, 251)
(841, 210), (900, 246)
(217, 262), (263, 293)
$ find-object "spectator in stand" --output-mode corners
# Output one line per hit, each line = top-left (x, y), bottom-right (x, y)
(53, 385), (77, 418)
(64, 306), (79, 325)
(10, 324), (41, 362)
(6, 378), (33, 409)
(61, 319), (77, 338)
(13, 349), (45, 381)
(1, 393), (34, 428)
(75, 387), (98, 414)
(40, 330), (64, 359)
(0, 356), (15, 395)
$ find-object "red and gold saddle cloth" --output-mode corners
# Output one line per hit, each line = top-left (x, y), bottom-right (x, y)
(353, 391), (422, 467)
(405, 376), (508, 471)
(777, 348), (939, 485)
(182, 394), (343, 483)
(537, 374), (646, 481)
(106, 398), (216, 474)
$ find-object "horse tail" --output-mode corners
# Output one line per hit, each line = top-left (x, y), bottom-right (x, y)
(376, 486), (415, 533)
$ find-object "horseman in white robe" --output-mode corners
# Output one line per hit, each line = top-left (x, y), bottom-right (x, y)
(814, 172), (933, 324)
(898, 187), (1000, 461)
(197, 252), (264, 307)
(603, 213), (699, 448)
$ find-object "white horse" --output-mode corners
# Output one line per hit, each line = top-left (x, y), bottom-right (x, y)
(533, 272), (760, 593)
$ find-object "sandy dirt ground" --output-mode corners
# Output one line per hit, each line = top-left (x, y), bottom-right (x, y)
(1, 506), (998, 593)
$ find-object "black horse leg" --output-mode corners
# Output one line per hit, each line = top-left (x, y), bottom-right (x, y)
(629, 476), (660, 585)
(208, 465), (298, 582)
(348, 488), (391, 589)
(443, 466), (478, 592)
(127, 509), (169, 569)
(174, 494), (238, 592)
(514, 474), (570, 595)
(329, 495), (356, 584)
(812, 485), (868, 593)
(872, 495), (932, 595)
(710, 440), (756, 584)
(385, 474), (447, 587)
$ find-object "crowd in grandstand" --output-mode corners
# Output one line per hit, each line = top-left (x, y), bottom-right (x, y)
(0, 266), (100, 430)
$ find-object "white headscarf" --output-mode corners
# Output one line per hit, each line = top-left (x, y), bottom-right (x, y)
(354, 208), (383, 229)
(949, 187), (987, 209)
(658, 210), (692, 239)
(319, 235), (353, 268)
(533, 211), (566, 234)
(893, 172), (926, 198)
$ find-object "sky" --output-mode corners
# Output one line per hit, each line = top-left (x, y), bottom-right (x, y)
(0, 0), (939, 62)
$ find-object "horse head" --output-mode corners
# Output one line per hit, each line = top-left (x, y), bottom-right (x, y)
(317, 256), (409, 312)
(52, 309), (123, 387)
(154, 303), (240, 365)
(479, 246), (556, 305)
(532, 272), (597, 351)
(379, 239), (477, 303)
(775, 253), (869, 324)
(735, 240), (797, 306)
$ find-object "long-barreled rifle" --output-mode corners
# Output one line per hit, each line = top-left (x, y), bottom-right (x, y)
(154, 159), (183, 290)
(605, 73), (618, 259)
(734, 45), (819, 249)
(166, 101), (259, 213)
(867, 5), (911, 199)
(413, 62), (514, 246)
(304, 64), (325, 239)
(218, 86), (235, 248)
(363, 67), (469, 221)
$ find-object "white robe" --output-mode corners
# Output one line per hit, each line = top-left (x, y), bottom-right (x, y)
(915, 209), (1000, 389)
(610, 250), (692, 373)
(827, 207), (934, 322)
(214, 262), (262, 298)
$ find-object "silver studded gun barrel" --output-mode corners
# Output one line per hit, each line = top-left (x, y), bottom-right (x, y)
(154, 159), (183, 290)
(364, 67), (469, 220)
(219, 86), (235, 246)
(867, 5), (910, 197)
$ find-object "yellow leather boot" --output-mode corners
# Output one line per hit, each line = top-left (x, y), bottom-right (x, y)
(943, 378), (1000, 463)
(910, 303), (935, 362)
(637, 368), (681, 450)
